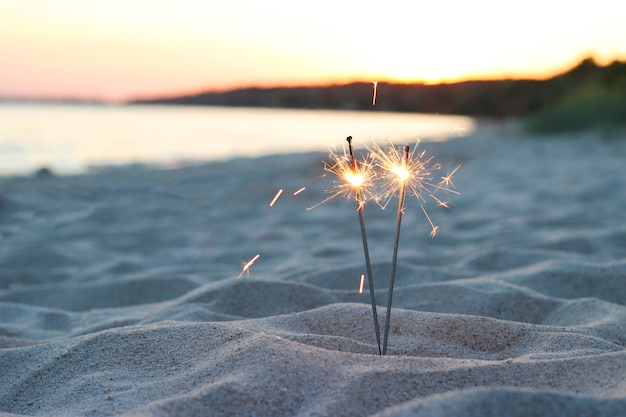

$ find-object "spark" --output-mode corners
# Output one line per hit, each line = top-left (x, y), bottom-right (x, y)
(372, 81), (378, 106)
(309, 136), (382, 354)
(359, 274), (365, 294)
(430, 164), (461, 208)
(421, 205), (439, 238)
(293, 187), (306, 195)
(238, 254), (260, 278)
(306, 138), (378, 211)
(391, 165), (410, 181)
(371, 142), (460, 231)
(430, 193), (450, 208)
(269, 189), (283, 207)
(370, 141), (441, 211)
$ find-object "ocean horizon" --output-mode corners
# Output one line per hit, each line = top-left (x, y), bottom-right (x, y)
(0, 103), (475, 176)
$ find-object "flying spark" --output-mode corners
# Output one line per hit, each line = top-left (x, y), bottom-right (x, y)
(293, 187), (306, 195)
(238, 254), (260, 278)
(372, 81), (378, 106)
(359, 274), (365, 294)
(430, 164), (461, 208)
(269, 189), (284, 207)
(375, 142), (460, 354)
(421, 205), (439, 238)
(437, 164), (461, 191)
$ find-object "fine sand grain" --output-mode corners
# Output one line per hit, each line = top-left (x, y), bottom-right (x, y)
(1, 125), (625, 416)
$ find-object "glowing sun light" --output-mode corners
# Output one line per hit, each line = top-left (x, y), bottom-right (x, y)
(369, 140), (458, 238)
(391, 166), (410, 181)
(308, 135), (383, 354)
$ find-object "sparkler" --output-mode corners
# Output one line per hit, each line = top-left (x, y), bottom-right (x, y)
(307, 136), (382, 355)
(381, 145), (409, 355)
(346, 136), (382, 355)
(371, 141), (459, 354)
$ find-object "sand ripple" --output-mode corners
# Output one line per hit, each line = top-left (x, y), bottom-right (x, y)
(1, 129), (625, 416)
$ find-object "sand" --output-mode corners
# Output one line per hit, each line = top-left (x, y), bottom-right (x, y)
(1, 124), (625, 416)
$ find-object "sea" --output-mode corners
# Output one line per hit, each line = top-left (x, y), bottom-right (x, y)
(0, 103), (475, 176)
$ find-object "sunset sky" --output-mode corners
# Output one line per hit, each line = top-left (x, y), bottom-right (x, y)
(1, 0), (625, 102)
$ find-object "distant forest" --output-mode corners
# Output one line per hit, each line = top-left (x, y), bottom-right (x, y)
(135, 58), (626, 133)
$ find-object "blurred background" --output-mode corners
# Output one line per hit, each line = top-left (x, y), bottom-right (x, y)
(1, 0), (625, 175)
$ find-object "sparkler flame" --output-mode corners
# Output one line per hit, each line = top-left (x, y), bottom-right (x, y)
(391, 165), (410, 181)
(306, 137), (378, 211)
(437, 164), (461, 192)
(372, 81), (378, 106)
(308, 136), (383, 354)
(370, 141), (458, 237)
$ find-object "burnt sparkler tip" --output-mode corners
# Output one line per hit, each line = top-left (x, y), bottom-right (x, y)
(346, 136), (356, 167)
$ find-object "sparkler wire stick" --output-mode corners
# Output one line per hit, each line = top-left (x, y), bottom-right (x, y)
(382, 145), (410, 355)
(347, 136), (382, 355)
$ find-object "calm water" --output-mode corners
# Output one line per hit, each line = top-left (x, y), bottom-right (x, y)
(0, 103), (475, 176)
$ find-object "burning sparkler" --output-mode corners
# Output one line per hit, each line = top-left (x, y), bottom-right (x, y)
(269, 189), (284, 207)
(307, 136), (382, 355)
(370, 141), (459, 354)
(306, 82), (461, 355)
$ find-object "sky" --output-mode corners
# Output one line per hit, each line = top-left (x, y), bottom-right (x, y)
(1, 0), (626, 102)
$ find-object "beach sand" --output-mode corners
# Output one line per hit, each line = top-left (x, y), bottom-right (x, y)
(1, 125), (625, 416)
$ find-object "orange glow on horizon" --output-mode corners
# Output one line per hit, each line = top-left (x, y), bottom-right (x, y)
(1, 1), (626, 102)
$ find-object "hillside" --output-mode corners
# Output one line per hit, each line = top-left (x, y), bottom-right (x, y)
(134, 58), (626, 133)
